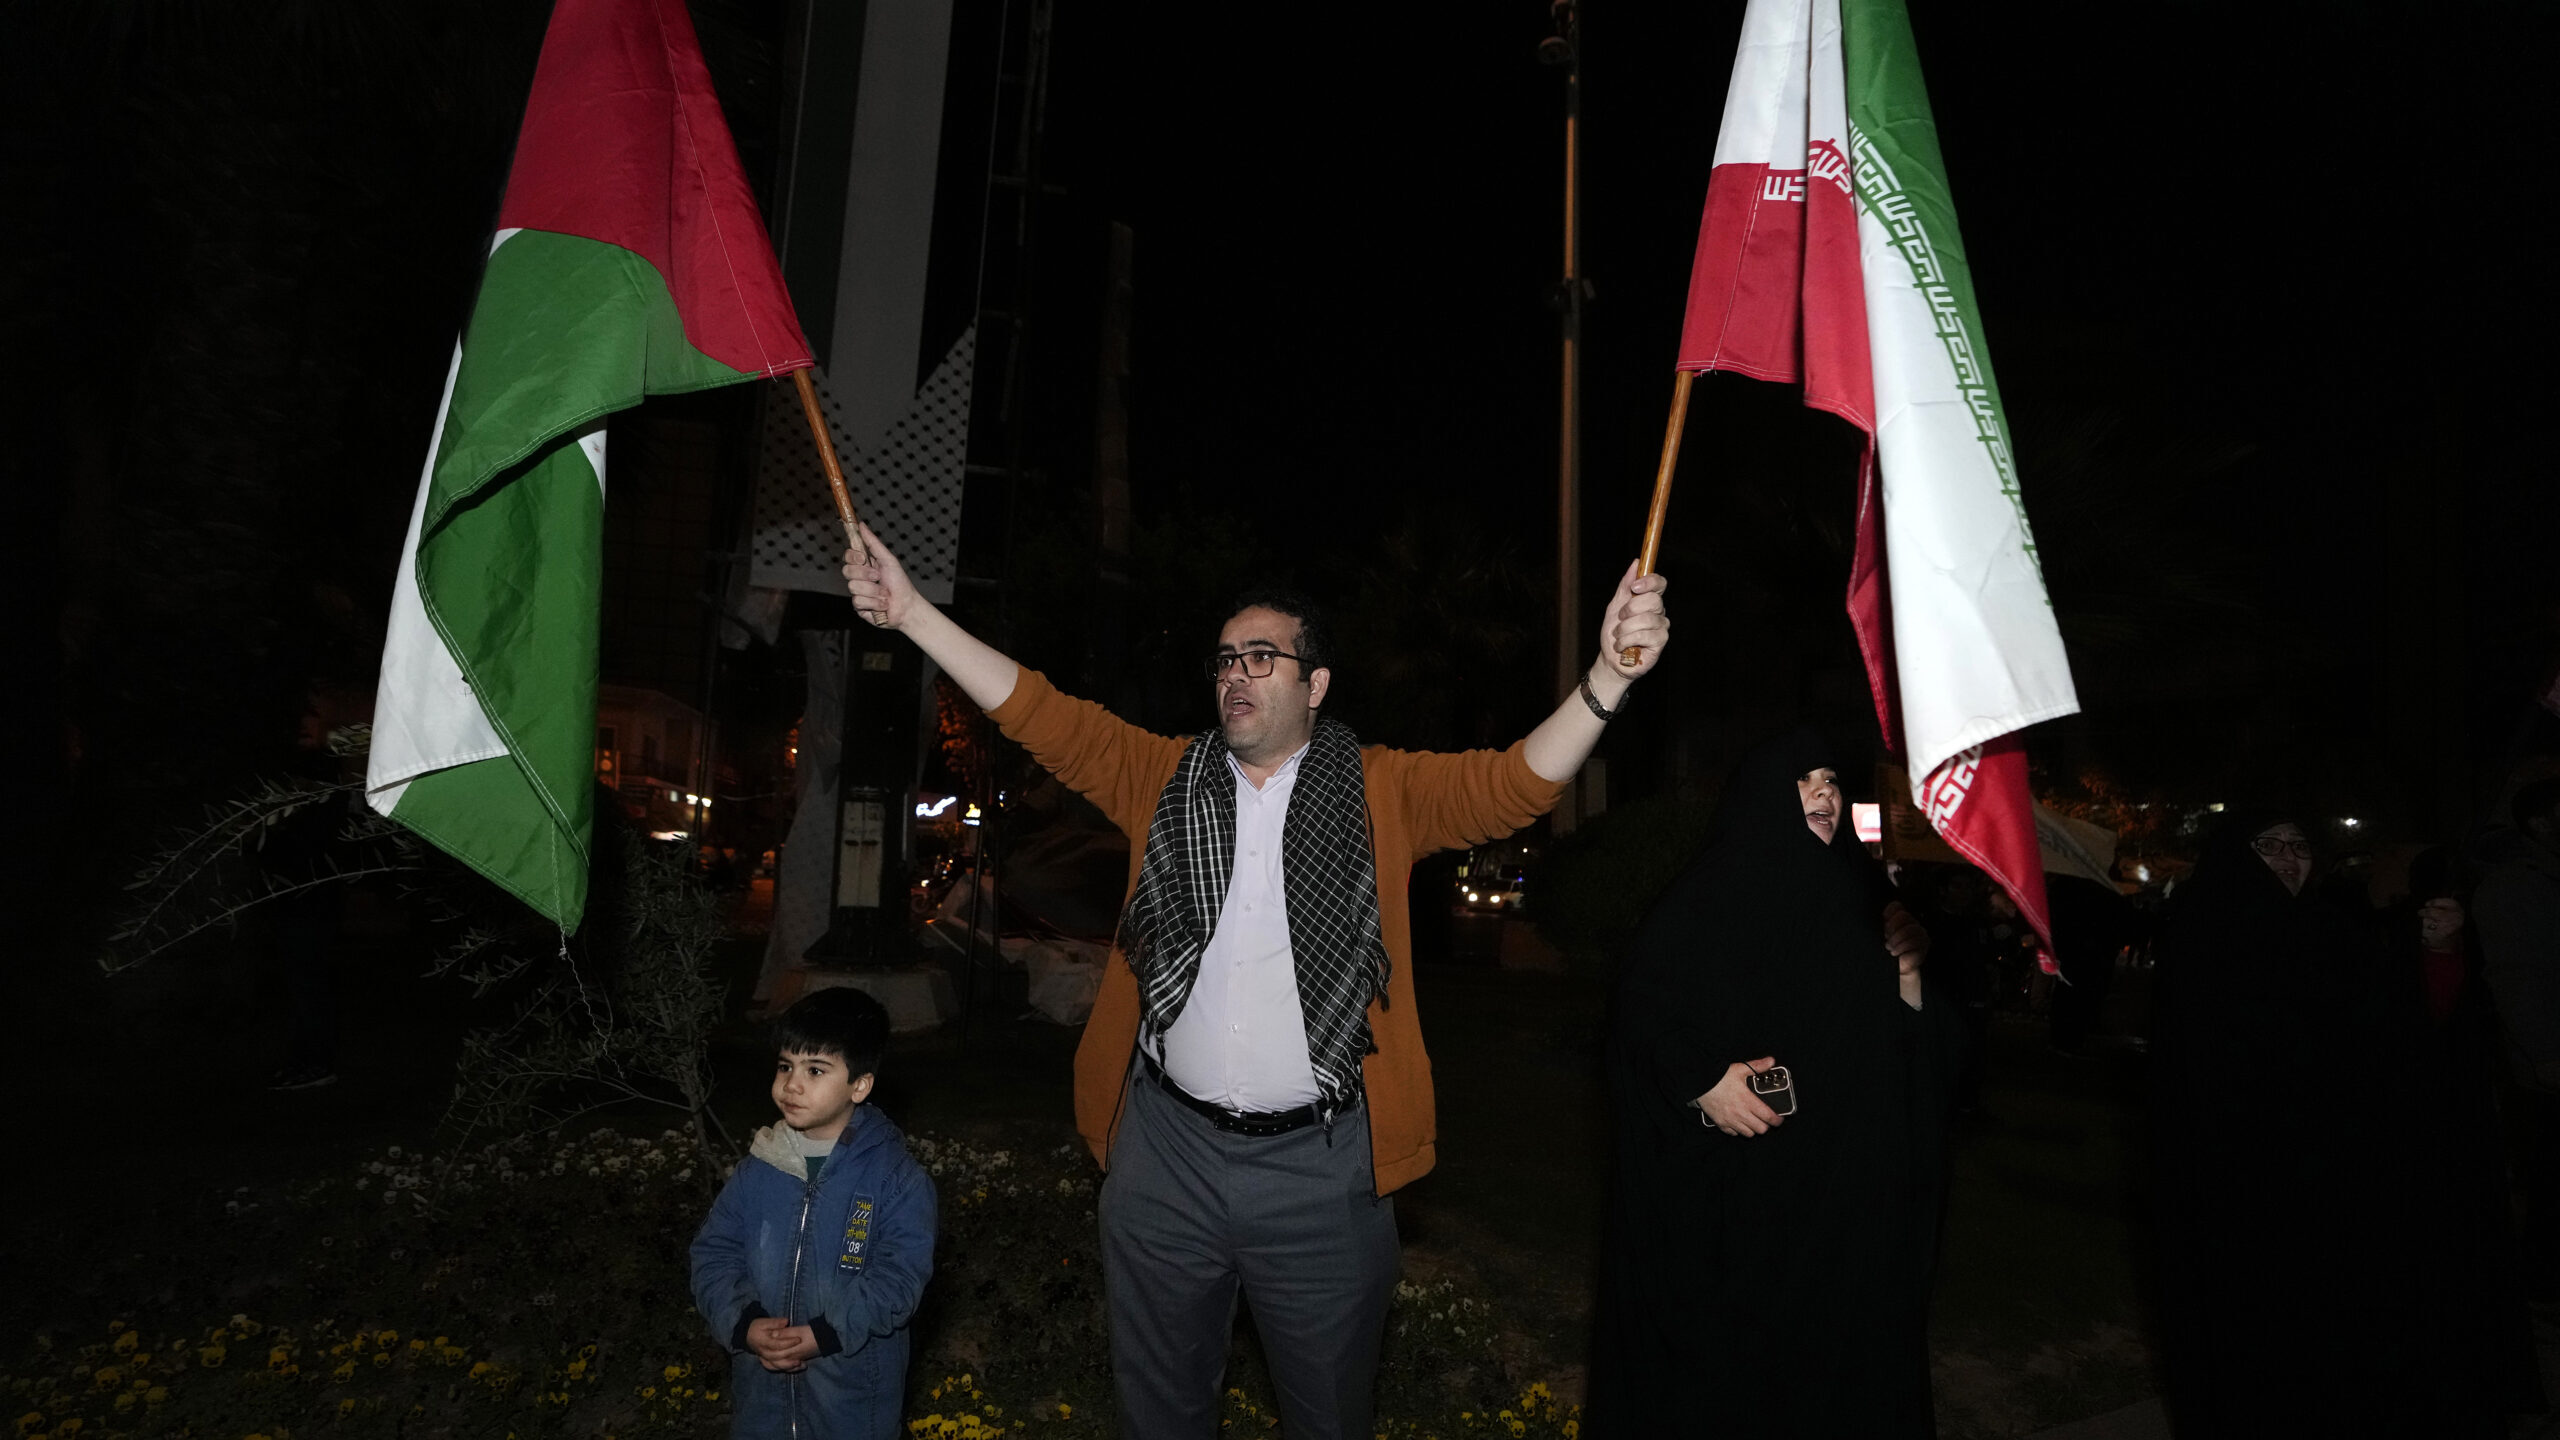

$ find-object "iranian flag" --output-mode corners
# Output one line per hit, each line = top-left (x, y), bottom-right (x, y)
(1678, 0), (2079, 961)
(367, 0), (812, 930)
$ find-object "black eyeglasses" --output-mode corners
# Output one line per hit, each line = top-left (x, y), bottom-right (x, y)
(1205, 649), (1306, 681)
(2249, 836), (2314, 859)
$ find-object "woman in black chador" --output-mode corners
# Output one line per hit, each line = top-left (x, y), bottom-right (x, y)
(2147, 807), (2388, 1437)
(1589, 729), (1962, 1437)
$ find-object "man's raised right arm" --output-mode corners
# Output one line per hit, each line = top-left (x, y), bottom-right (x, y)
(842, 522), (1018, 710)
(841, 525), (1180, 836)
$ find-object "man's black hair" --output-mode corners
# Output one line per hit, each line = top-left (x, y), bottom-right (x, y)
(1227, 586), (1332, 675)
(772, 987), (890, 1078)
(2516, 776), (2560, 833)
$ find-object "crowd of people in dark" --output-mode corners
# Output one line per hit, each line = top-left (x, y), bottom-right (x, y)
(2139, 785), (2559, 1438)
(1588, 737), (2560, 1437)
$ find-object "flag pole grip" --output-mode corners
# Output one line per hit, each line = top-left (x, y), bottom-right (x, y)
(791, 368), (868, 562)
(1622, 368), (1695, 666)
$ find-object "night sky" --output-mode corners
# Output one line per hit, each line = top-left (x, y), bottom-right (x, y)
(17, 1), (2559, 922)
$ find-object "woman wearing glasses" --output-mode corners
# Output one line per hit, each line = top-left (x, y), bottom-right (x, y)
(2148, 809), (2394, 1437)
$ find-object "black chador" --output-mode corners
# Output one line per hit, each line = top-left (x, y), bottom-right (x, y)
(1588, 729), (1960, 1437)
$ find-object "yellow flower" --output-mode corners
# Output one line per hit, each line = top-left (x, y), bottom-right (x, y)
(91, 1368), (120, 1390)
(55, 1423), (83, 1438)
(639, 1387), (656, 1399)
(662, 1365), (685, 1381)
(267, 1347), (292, 1371)
(112, 1394), (135, 1414)
(1561, 1423), (1579, 1440)
(18, 1415), (47, 1434)
(111, 1332), (137, 1356)
(331, 1362), (356, 1383)
(469, 1362), (493, 1380)
(338, 1401), (356, 1417)
(146, 1387), (168, 1406)
(565, 1358), (588, 1379)
(132, 1354), (153, 1369)
(409, 1339), (426, 1353)
(199, 1345), (227, 1368)
(372, 1352), (389, 1368)
(376, 1329), (398, 1347)
(1056, 1404), (1072, 1419)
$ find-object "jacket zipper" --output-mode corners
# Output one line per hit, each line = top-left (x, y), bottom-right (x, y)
(783, 1174), (818, 1440)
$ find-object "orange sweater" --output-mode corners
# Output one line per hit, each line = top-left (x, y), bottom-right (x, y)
(987, 668), (1568, 1194)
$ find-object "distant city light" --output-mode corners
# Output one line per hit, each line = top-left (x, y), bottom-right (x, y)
(2340, 817), (2361, 829)
(963, 803), (983, 827)
(916, 795), (959, 818)
(2206, 802), (2225, 812)
(650, 830), (689, 841)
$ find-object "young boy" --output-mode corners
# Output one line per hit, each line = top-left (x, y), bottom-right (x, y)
(690, 987), (937, 1439)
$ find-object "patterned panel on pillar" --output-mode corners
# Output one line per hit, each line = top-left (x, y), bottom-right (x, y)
(751, 323), (975, 602)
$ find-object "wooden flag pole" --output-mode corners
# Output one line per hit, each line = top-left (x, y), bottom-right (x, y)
(791, 368), (868, 562)
(1621, 368), (1696, 667)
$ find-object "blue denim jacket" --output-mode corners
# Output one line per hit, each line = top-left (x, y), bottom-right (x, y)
(690, 1106), (937, 1440)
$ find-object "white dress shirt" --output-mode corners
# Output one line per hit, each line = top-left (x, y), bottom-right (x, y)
(1152, 742), (1322, 1111)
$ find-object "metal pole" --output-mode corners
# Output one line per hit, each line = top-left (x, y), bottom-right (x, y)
(1546, 0), (1587, 831)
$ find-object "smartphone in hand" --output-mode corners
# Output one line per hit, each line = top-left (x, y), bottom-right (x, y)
(1748, 1065), (1797, 1116)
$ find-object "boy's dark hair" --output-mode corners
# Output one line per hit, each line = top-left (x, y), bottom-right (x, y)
(1228, 586), (1333, 674)
(772, 987), (890, 1077)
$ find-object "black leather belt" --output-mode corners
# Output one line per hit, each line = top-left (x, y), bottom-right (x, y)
(1140, 1051), (1357, 1137)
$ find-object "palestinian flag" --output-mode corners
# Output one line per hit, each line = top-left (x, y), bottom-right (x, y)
(1677, 0), (2079, 961)
(367, 0), (812, 930)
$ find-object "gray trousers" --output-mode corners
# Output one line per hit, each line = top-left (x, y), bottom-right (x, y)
(1099, 1073), (1401, 1440)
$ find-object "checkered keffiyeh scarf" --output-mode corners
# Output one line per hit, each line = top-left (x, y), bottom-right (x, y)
(1119, 717), (1388, 1110)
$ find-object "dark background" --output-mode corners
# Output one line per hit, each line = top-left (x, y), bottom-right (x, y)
(12, 0), (2557, 948)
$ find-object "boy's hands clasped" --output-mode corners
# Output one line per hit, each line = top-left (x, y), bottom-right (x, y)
(745, 1315), (818, 1372)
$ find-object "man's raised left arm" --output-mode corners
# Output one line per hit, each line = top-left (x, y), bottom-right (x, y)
(1522, 561), (1669, 782)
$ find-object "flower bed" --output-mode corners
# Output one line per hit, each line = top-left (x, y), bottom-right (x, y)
(5, 1127), (1579, 1438)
